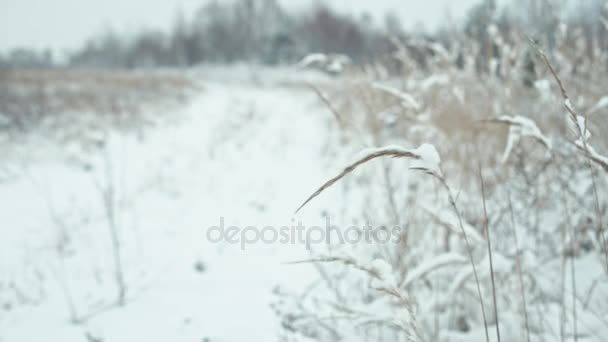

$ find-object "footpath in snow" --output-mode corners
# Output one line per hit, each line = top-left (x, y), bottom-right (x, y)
(0, 70), (337, 342)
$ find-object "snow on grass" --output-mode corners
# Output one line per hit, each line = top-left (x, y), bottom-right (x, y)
(297, 53), (352, 74)
(370, 258), (397, 289)
(484, 115), (552, 162)
(371, 83), (422, 111)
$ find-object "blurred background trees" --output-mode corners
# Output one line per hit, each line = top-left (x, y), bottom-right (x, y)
(1, 0), (607, 71)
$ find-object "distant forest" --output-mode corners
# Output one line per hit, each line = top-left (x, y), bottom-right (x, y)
(1, 0), (607, 70)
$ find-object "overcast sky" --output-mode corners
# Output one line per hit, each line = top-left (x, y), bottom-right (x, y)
(0, 0), (483, 53)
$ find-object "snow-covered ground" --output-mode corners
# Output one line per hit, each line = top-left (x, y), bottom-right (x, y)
(2, 65), (608, 342)
(0, 67), (341, 342)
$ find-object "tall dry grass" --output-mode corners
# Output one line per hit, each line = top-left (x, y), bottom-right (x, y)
(277, 29), (608, 341)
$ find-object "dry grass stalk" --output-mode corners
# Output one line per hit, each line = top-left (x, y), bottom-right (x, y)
(307, 82), (345, 127)
(530, 38), (608, 274)
(294, 144), (491, 342)
(294, 147), (420, 214)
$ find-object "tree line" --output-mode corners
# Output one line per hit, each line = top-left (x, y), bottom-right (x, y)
(1, 0), (607, 71)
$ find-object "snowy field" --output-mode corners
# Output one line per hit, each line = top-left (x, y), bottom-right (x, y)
(0, 66), (344, 342)
(4, 1), (608, 341)
(1, 63), (608, 342)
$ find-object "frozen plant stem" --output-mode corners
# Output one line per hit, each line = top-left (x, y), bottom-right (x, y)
(479, 165), (500, 342)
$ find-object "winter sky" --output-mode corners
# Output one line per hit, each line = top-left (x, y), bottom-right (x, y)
(0, 0), (483, 52)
